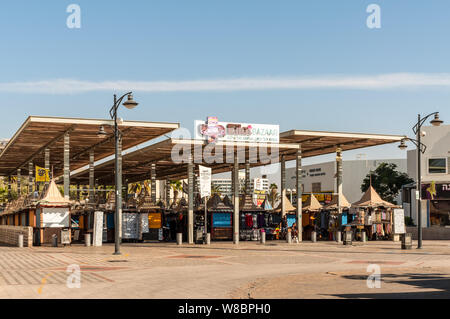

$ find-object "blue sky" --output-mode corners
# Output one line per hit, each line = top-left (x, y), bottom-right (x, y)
(1, 0), (450, 165)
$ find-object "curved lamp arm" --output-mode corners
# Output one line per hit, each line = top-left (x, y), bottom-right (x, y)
(401, 137), (427, 154)
(109, 91), (133, 119)
(412, 111), (439, 135)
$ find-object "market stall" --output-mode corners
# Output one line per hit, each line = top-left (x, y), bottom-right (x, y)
(239, 193), (265, 241)
(351, 186), (398, 241)
(301, 194), (323, 240)
(35, 180), (72, 245)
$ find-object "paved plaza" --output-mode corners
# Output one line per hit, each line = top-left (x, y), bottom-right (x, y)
(0, 240), (449, 299)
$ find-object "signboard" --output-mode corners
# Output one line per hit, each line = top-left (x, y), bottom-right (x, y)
(393, 209), (406, 234)
(195, 117), (279, 144)
(254, 178), (264, 191)
(123, 213), (139, 239)
(422, 182), (450, 200)
(41, 208), (70, 228)
(199, 165), (212, 198)
(61, 229), (71, 245)
(92, 211), (104, 247)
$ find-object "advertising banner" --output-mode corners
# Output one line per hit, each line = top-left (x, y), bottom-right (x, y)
(41, 208), (69, 228)
(199, 165), (212, 198)
(422, 182), (450, 200)
(195, 117), (279, 144)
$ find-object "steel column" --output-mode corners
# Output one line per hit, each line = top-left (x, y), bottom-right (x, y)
(89, 150), (95, 203)
(336, 147), (343, 216)
(151, 163), (157, 203)
(28, 162), (33, 194)
(245, 159), (251, 195)
(187, 155), (194, 244)
(281, 155), (286, 217)
(63, 132), (70, 199)
(233, 152), (240, 245)
(296, 148), (303, 242)
(17, 169), (21, 197)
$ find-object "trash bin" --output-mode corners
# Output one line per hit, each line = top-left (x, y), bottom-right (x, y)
(361, 230), (367, 243)
(401, 233), (412, 250)
(51, 234), (58, 247)
(343, 231), (352, 246)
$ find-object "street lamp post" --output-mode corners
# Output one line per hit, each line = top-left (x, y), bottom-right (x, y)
(398, 112), (443, 249)
(105, 92), (139, 255)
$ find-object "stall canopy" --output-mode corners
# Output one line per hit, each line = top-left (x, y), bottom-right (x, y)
(323, 194), (352, 210)
(39, 180), (71, 207)
(0, 116), (179, 178)
(352, 186), (398, 208)
(274, 195), (296, 213)
(280, 130), (404, 159)
(302, 194), (323, 212)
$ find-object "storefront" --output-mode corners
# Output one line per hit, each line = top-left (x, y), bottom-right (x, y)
(422, 182), (450, 227)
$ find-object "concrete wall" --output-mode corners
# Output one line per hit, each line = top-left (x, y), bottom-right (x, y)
(0, 225), (33, 247)
(407, 226), (450, 240)
(285, 159), (407, 203)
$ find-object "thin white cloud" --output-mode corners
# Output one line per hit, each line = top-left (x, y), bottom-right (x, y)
(1, 73), (450, 94)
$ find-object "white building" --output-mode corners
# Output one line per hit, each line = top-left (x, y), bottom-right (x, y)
(212, 172), (270, 197)
(285, 159), (407, 204)
(404, 124), (450, 228)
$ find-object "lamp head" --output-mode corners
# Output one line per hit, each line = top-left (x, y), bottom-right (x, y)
(398, 139), (408, 151)
(123, 94), (138, 109)
(97, 125), (108, 138)
(430, 113), (443, 127)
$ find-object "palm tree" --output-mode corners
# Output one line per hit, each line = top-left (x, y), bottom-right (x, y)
(211, 185), (222, 196)
(170, 180), (183, 204)
(268, 183), (280, 208)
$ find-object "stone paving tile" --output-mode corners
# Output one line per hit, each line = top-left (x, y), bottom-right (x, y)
(0, 241), (449, 298)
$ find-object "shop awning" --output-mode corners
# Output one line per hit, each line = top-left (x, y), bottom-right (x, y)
(280, 130), (404, 159)
(352, 186), (398, 208)
(0, 116), (179, 178)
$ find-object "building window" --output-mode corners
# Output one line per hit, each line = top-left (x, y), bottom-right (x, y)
(428, 158), (447, 174)
(312, 182), (321, 193)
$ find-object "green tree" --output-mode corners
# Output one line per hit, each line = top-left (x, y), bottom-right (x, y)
(361, 163), (413, 204)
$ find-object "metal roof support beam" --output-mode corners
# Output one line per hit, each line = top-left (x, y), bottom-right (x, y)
(11, 125), (75, 175)
(89, 150), (95, 203)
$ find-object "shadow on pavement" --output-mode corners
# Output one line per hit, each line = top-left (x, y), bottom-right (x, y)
(326, 273), (450, 299)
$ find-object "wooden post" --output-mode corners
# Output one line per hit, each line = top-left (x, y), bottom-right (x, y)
(245, 159), (251, 195)
(336, 147), (343, 216)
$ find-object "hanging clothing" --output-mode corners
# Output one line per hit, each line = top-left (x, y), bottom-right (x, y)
(245, 214), (253, 228)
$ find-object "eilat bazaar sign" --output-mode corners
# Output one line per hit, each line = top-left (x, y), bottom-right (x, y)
(195, 117), (279, 144)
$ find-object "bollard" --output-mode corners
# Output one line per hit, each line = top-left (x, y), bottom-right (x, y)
(336, 231), (342, 243)
(361, 231), (367, 243)
(52, 234), (58, 247)
(286, 231), (292, 244)
(401, 233), (412, 250)
(17, 234), (24, 248)
(311, 231), (317, 243)
(84, 233), (91, 247)
(260, 230), (266, 244)
(206, 233), (211, 245)
(176, 233), (183, 246)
